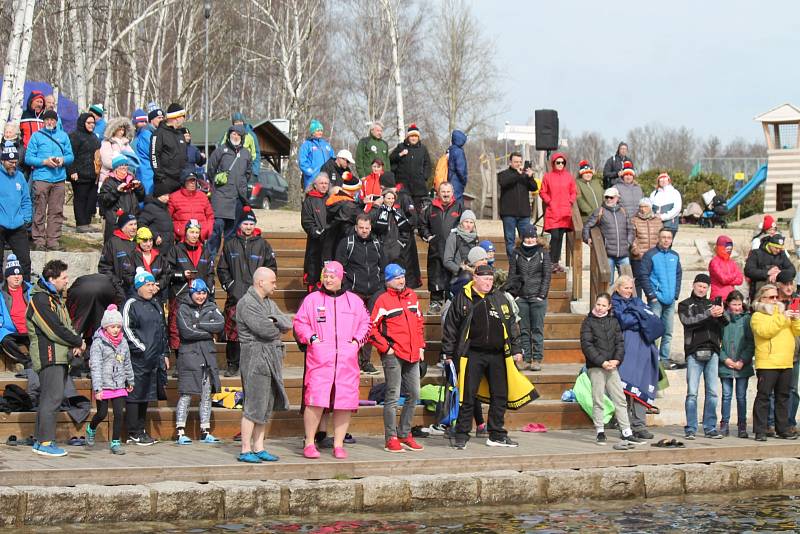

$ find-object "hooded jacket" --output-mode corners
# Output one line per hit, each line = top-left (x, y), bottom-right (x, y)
(301, 189), (329, 288)
(355, 132), (390, 177)
(98, 229), (138, 304)
(443, 228), (477, 281)
(719, 311), (754, 378)
(134, 124), (156, 194)
(678, 292), (728, 355)
(582, 203), (633, 259)
(67, 113), (101, 182)
(24, 124), (74, 183)
(220, 113), (259, 176)
(168, 186), (214, 242)
(630, 211), (662, 260)
(207, 127), (251, 220)
(150, 122), (186, 193)
(335, 231), (384, 297)
(176, 298), (224, 396)
(580, 311), (625, 368)
(751, 301), (800, 369)
(708, 235), (743, 302)
(26, 277), (83, 372)
(368, 286), (425, 362)
(89, 328), (134, 392)
(616, 180), (643, 222)
(640, 245), (682, 305)
(390, 139), (432, 198)
(508, 242), (551, 300)
(99, 117), (135, 183)
(0, 162), (32, 230)
(19, 91), (45, 147)
(498, 165), (538, 217)
(138, 196), (175, 255)
(217, 229), (277, 304)
(575, 176), (604, 221)
(539, 152), (576, 231)
(744, 241), (796, 301)
(122, 293), (168, 403)
(601, 143), (631, 189)
(447, 130), (468, 199)
(0, 280), (31, 341)
(298, 136), (334, 189)
(649, 184), (682, 229)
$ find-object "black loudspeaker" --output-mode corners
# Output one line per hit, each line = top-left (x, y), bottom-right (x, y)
(535, 109), (559, 151)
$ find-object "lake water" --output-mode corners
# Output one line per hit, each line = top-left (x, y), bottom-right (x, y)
(21, 491), (800, 533)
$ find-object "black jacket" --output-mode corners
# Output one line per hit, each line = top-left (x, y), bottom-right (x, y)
(325, 193), (363, 259)
(150, 123), (186, 193)
(497, 167), (537, 217)
(217, 230), (277, 304)
(580, 312), (625, 368)
(369, 196), (421, 289)
(389, 141), (432, 197)
(98, 232), (138, 305)
(508, 244), (551, 300)
(176, 299), (223, 396)
(122, 294), (168, 403)
(418, 198), (463, 259)
(678, 293), (728, 355)
(744, 246), (797, 301)
(132, 249), (171, 298)
(206, 138), (251, 220)
(602, 153), (631, 189)
(167, 241), (215, 301)
(320, 157), (350, 188)
(67, 113), (100, 183)
(301, 190), (329, 287)
(97, 175), (144, 226)
(137, 196), (175, 256)
(335, 231), (384, 297)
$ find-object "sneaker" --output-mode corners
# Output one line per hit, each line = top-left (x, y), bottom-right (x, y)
(224, 365), (239, 377)
(451, 437), (468, 450)
(596, 432), (607, 445)
(475, 423), (488, 437)
(766, 426), (776, 437)
(303, 444), (321, 459)
(110, 440), (125, 455)
(344, 433), (356, 444)
(200, 433), (222, 444)
(333, 446), (348, 459)
(128, 433), (155, 446)
(400, 435), (424, 451)
(738, 430), (749, 439)
(427, 424), (446, 436)
(720, 422), (730, 437)
(755, 434), (767, 442)
(704, 430), (724, 439)
(486, 436), (519, 447)
(85, 425), (96, 447)
(777, 432), (798, 440)
(634, 430), (654, 440)
(238, 451), (262, 463)
(33, 441), (68, 457)
(530, 361), (542, 372)
(684, 432), (696, 440)
(384, 437), (406, 453)
(176, 435), (193, 445)
(624, 434), (644, 444)
(361, 362), (380, 375)
(255, 449), (279, 461)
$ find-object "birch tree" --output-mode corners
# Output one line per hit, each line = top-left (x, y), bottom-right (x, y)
(0, 0), (36, 122)
(380, 0), (405, 138)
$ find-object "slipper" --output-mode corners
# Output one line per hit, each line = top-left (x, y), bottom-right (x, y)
(67, 436), (86, 446)
(669, 439), (686, 448)
(521, 423), (548, 433)
(651, 438), (672, 448)
(5, 435), (17, 446)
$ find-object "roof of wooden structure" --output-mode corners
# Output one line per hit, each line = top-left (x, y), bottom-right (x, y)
(754, 103), (800, 124)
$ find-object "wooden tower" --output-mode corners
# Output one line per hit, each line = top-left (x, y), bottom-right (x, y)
(754, 103), (800, 212)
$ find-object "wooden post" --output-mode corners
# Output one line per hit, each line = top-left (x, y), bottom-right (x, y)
(569, 204), (583, 301)
(490, 152), (498, 220)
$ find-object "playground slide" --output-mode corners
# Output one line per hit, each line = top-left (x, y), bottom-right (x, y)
(703, 164), (768, 217)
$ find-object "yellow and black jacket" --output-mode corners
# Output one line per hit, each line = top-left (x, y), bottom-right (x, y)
(26, 277), (83, 372)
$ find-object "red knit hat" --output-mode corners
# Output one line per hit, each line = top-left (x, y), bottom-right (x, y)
(406, 123), (420, 138)
(762, 215), (776, 231)
(620, 161), (635, 177)
(578, 160), (594, 175)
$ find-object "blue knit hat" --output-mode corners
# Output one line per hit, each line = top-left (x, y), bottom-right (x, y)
(134, 267), (155, 289)
(384, 263), (406, 283)
(478, 240), (495, 253)
(132, 108), (147, 126)
(111, 154), (129, 170)
(189, 278), (209, 294)
(309, 119), (323, 134)
(4, 254), (21, 277)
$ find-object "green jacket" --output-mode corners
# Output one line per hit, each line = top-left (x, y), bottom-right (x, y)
(575, 177), (604, 221)
(355, 134), (390, 177)
(718, 311), (755, 378)
(26, 278), (83, 372)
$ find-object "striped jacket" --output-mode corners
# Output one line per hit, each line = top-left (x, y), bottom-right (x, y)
(26, 277), (83, 372)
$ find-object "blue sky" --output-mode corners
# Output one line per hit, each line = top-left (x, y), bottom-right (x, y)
(472, 0), (799, 143)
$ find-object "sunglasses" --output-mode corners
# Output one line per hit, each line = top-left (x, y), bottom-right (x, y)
(604, 196), (615, 199)
(555, 160), (565, 165)
(763, 295), (779, 300)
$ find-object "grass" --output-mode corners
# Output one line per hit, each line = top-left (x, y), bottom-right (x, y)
(60, 234), (103, 252)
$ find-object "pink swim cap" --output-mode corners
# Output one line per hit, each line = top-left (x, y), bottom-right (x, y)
(323, 261), (345, 281)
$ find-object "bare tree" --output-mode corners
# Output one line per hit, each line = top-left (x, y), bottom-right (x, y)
(0, 0), (35, 122)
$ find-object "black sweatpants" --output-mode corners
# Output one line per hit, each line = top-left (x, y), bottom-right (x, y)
(548, 228), (568, 265)
(90, 396), (125, 441)
(35, 364), (67, 443)
(454, 349), (507, 441)
(754, 368), (793, 436)
(125, 401), (149, 437)
(0, 226), (31, 281)
(72, 181), (97, 227)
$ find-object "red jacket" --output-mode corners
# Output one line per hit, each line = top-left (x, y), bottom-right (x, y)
(168, 188), (214, 241)
(539, 152), (576, 231)
(709, 236), (743, 302)
(361, 172), (383, 212)
(369, 287), (425, 362)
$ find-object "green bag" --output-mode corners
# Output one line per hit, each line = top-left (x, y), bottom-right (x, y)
(573, 371), (614, 424)
(214, 171), (228, 186)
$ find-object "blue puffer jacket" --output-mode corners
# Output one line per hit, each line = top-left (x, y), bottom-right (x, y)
(24, 126), (74, 183)
(639, 246), (682, 305)
(135, 126), (155, 195)
(447, 130), (468, 199)
(0, 166), (32, 229)
(0, 281), (31, 342)
(298, 136), (334, 189)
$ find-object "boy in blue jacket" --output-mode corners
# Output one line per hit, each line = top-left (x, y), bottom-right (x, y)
(0, 142), (32, 279)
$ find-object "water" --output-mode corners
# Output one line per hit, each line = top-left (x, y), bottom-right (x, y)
(21, 491), (800, 533)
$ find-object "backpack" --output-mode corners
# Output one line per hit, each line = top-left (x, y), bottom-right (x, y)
(432, 152), (449, 191)
(344, 233), (381, 262)
(3, 384), (33, 412)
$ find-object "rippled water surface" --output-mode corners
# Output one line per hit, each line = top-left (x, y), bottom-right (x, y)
(24, 491), (800, 533)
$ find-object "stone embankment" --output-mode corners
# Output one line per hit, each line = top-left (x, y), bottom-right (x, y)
(2, 458), (799, 525)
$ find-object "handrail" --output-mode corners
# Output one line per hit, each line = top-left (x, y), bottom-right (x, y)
(589, 226), (612, 305)
(566, 204), (583, 300)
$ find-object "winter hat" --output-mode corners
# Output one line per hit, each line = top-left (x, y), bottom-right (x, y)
(467, 246), (488, 265)
(657, 172), (671, 183)
(132, 108), (147, 126)
(148, 108), (164, 122)
(101, 304), (123, 328)
(520, 225), (538, 239)
(474, 264), (494, 277)
(136, 227), (153, 243)
(229, 124), (245, 137)
(336, 149), (355, 164)
(478, 240), (495, 253)
(406, 123), (420, 138)
(604, 187), (620, 198)
(762, 215), (777, 231)
(323, 260), (345, 281)
(715, 235), (734, 248)
(379, 170), (396, 188)
(693, 273), (711, 285)
(309, 119), (323, 134)
(384, 263), (406, 283)
(185, 219), (201, 232)
(111, 154), (129, 170)
(578, 160), (594, 175)
(766, 234), (786, 254)
(189, 278), (209, 294)
(460, 210), (476, 223)
(115, 209), (137, 230)
(620, 161), (635, 177)
(134, 267), (155, 289)
(639, 197), (653, 206)
(777, 269), (795, 284)
(41, 110), (58, 121)
(89, 104), (104, 117)
(180, 168), (198, 185)
(166, 103), (186, 120)
(240, 205), (257, 226)
(4, 254), (21, 278)
(0, 142), (19, 161)
(341, 171), (361, 193)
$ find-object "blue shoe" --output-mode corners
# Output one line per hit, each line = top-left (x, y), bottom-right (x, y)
(110, 440), (125, 455)
(86, 426), (96, 446)
(176, 435), (193, 445)
(237, 451), (262, 463)
(255, 449), (279, 462)
(33, 441), (68, 457)
(200, 433), (222, 444)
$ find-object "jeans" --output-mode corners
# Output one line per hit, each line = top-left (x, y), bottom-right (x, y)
(501, 216), (531, 258)
(455, 349), (507, 441)
(648, 300), (675, 362)
(587, 367), (631, 433)
(517, 297), (547, 362)
(607, 255), (630, 285)
(207, 217), (236, 260)
(684, 353), (719, 435)
(35, 364), (67, 443)
(720, 376), (749, 429)
(381, 353), (420, 440)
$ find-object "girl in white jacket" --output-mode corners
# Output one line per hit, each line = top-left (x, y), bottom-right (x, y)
(650, 173), (682, 234)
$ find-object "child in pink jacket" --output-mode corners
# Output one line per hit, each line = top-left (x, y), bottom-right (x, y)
(709, 235), (743, 302)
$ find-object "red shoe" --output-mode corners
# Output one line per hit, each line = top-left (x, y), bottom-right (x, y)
(400, 434), (424, 451)
(384, 436), (406, 453)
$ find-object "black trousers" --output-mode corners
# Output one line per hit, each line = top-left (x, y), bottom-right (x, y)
(356, 293), (374, 368)
(35, 364), (67, 443)
(754, 368), (793, 435)
(90, 396), (125, 441)
(1, 334), (30, 366)
(548, 228), (568, 264)
(455, 349), (507, 440)
(125, 401), (149, 437)
(226, 341), (240, 368)
(72, 181), (97, 227)
(0, 226), (31, 281)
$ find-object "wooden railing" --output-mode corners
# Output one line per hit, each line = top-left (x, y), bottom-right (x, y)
(589, 226), (612, 304)
(565, 204), (583, 301)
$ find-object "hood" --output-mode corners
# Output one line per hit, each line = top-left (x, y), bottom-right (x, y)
(307, 189), (327, 199)
(716, 235), (732, 247)
(231, 111), (247, 123)
(25, 91), (45, 113)
(104, 117), (135, 141)
(226, 124), (246, 149)
(33, 276), (58, 297)
(753, 300), (785, 316)
(76, 112), (92, 134)
(549, 152), (567, 170)
(451, 130), (467, 147)
(615, 142), (628, 156)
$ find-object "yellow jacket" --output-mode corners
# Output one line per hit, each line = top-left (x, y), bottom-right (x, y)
(750, 303), (800, 369)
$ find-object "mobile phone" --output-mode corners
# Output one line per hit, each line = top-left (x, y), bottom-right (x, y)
(790, 297), (800, 312)
(714, 296), (722, 307)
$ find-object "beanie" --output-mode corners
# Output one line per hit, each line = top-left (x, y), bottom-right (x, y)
(136, 226), (153, 243)
(115, 209), (137, 230)
(88, 104), (104, 117)
(309, 119), (323, 134)
(478, 240), (495, 253)
(762, 215), (776, 231)
(460, 210), (476, 223)
(41, 110), (58, 121)
(148, 108), (164, 122)
(134, 267), (155, 289)
(620, 161), (635, 177)
(189, 278), (209, 294)
(111, 154), (129, 170)
(240, 205), (257, 225)
(693, 273), (711, 285)
(777, 269), (795, 284)
(0, 142), (19, 161)
(341, 171), (361, 193)
(406, 123), (420, 137)
(520, 225), (537, 239)
(467, 246), (488, 265)
(4, 254), (21, 278)
(639, 197), (653, 206)
(474, 264), (494, 276)
(132, 108), (147, 126)
(185, 219), (201, 232)
(165, 102), (185, 120)
(384, 263), (406, 283)
(578, 160), (594, 175)
(100, 304), (123, 328)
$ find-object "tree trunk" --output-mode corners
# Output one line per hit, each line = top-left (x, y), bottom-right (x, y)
(0, 1), (28, 122)
(381, 0), (404, 138)
(9, 0), (36, 123)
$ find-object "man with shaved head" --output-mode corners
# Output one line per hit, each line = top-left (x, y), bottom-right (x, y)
(235, 267), (292, 463)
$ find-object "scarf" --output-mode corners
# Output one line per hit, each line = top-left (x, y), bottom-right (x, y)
(100, 327), (123, 348)
(456, 226), (477, 243)
(592, 309), (609, 318)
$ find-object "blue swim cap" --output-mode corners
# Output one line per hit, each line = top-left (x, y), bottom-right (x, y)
(190, 279), (209, 294)
(384, 263), (406, 283)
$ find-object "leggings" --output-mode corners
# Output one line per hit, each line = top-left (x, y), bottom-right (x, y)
(90, 396), (125, 441)
(549, 228), (568, 264)
(175, 367), (213, 429)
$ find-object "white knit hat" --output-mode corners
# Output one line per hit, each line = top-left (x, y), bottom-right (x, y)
(101, 304), (123, 328)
